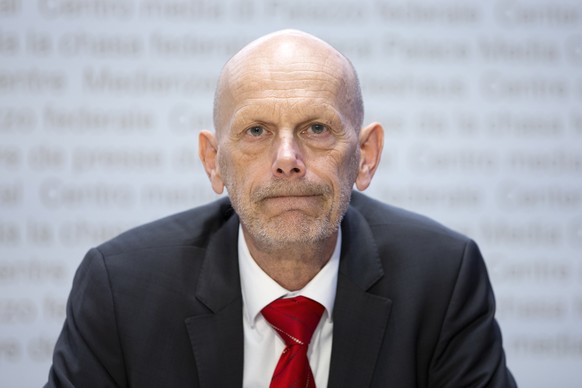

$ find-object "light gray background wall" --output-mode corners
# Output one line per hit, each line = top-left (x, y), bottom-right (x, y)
(1, 1), (581, 387)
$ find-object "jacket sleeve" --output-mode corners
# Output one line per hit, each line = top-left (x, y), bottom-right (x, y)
(45, 248), (127, 388)
(428, 240), (517, 388)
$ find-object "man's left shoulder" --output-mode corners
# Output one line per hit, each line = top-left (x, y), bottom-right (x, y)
(349, 191), (469, 246)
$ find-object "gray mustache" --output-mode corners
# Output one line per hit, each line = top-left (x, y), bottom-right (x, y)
(252, 181), (331, 201)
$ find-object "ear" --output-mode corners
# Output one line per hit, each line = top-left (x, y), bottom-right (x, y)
(199, 130), (225, 194)
(355, 122), (384, 191)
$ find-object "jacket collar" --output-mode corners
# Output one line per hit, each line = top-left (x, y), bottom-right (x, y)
(328, 204), (393, 387)
(185, 211), (245, 387)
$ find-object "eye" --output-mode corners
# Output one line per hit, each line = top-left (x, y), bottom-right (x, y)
(247, 126), (265, 137)
(308, 123), (328, 135)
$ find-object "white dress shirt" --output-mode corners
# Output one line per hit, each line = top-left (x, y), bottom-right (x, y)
(238, 225), (341, 388)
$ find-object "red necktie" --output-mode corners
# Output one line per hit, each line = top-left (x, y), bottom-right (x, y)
(261, 296), (325, 388)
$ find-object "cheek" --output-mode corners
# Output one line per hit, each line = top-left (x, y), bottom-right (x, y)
(307, 152), (357, 195)
(219, 152), (260, 196)
(325, 144), (359, 177)
(217, 150), (230, 181)
(218, 154), (240, 195)
(219, 147), (251, 180)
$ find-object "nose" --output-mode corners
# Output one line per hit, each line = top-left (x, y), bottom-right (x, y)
(272, 134), (306, 178)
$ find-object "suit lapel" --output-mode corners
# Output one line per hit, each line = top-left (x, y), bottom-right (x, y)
(328, 205), (393, 387)
(184, 212), (244, 388)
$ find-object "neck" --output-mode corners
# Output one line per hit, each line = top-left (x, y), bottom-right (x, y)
(243, 229), (338, 291)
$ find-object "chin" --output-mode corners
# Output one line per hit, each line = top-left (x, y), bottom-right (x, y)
(246, 216), (339, 248)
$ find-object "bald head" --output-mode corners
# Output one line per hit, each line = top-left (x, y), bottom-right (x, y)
(213, 30), (364, 136)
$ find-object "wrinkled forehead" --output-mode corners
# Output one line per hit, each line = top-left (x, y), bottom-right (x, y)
(229, 59), (346, 101)
(217, 37), (353, 125)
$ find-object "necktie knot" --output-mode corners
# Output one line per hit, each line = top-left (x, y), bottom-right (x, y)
(262, 295), (324, 347)
(261, 296), (324, 388)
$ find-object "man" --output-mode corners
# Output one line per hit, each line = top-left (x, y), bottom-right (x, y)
(46, 30), (516, 387)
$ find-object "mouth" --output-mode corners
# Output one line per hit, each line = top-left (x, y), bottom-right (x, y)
(254, 186), (324, 200)
(266, 193), (319, 199)
(263, 193), (320, 201)
(251, 181), (330, 209)
(261, 194), (322, 210)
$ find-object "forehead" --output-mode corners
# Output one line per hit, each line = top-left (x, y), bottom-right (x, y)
(223, 56), (349, 126)
(229, 56), (346, 101)
(231, 99), (345, 127)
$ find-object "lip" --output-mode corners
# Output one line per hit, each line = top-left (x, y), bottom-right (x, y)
(267, 194), (318, 199)
(261, 194), (321, 208)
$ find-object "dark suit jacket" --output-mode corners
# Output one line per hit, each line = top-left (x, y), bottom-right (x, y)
(46, 192), (516, 387)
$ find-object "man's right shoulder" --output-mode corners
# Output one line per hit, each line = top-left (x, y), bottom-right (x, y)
(95, 196), (236, 257)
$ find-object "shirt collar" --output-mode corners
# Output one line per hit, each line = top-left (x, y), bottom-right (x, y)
(238, 224), (341, 328)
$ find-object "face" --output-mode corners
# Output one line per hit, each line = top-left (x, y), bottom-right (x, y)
(215, 42), (361, 249)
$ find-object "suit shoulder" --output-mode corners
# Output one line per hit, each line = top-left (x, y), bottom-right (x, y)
(350, 191), (469, 245)
(96, 197), (236, 256)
